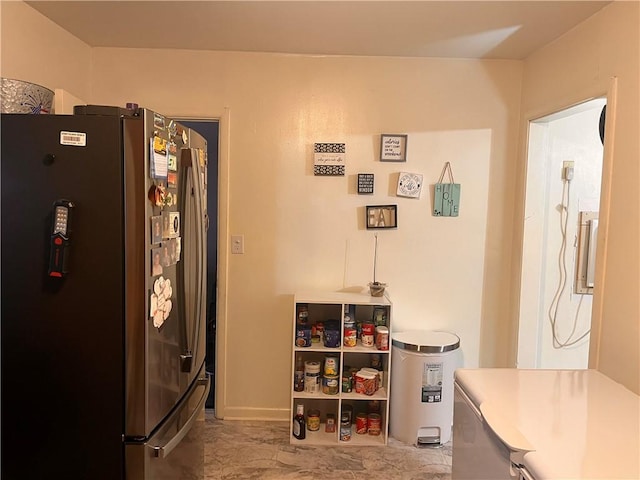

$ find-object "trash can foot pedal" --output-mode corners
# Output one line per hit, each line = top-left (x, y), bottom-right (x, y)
(417, 435), (441, 447)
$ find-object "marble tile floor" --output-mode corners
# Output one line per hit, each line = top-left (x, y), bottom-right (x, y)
(203, 410), (452, 480)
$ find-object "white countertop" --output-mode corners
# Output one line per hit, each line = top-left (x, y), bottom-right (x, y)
(455, 368), (640, 479)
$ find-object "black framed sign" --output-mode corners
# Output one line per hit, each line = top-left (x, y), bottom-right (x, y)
(366, 205), (398, 229)
(314, 142), (345, 176)
(380, 134), (407, 162)
(358, 173), (374, 194)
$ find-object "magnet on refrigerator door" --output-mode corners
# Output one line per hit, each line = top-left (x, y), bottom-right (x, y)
(150, 276), (173, 329)
(150, 216), (162, 245)
(168, 212), (180, 238)
(167, 153), (177, 172)
(154, 113), (165, 130)
(148, 184), (167, 207)
(153, 136), (167, 155)
(161, 243), (172, 268)
(151, 247), (163, 276)
(162, 212), (171, 238)
(167, 121), (177, 140)
(167, 172), (177, 187)
(167, 142), (177, 171)
(168, 238), (178, 265)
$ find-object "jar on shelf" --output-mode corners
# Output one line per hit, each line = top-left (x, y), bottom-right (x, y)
(304, 361), (321, 394)
(307, 409), (320, 432)
(325, 413), (336, 433)
(372, 307), (387, 327)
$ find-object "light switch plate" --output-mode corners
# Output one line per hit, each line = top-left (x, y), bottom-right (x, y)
(231, 235), (244, 254)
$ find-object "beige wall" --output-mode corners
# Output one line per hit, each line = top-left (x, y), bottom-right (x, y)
(86, 48), (522, 418)
(514, 1), (640, 393)
(0, 1), (91, 102)
(2, 1), (637, 419)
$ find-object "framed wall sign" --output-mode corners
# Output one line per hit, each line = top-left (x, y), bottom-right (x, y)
(314, 142), (345, 176)
(358, 173), (374, 194)
(366, 205), (398, 229)
(380, 134), (407, 162)
(397, 172), (423, 198)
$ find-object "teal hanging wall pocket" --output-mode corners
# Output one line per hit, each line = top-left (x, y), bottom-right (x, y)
(433, 162), (460, 217)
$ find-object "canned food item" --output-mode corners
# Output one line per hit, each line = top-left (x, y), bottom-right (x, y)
(304, 361), (321, 394)
(315, 322), (324, 343)
(370, 354), (383, 370)
(325, 413), (336, 433)
(372, 307), (387, 326)
(307, 409), (320, 431)
(355, 413), (368, 434)
(341, 373), (352, 393)
(368, 399), (381, 414)
(367, 413), (381, 435)
(311, 323), (320, 344)
(375, 326), (389, 351)
(361, 323), (375, 347)
(341, 405), (353, 425)
(340, 424), (351, 441)
(343, 318), (357, 347)
(322, 374), (339, 395)
(324, 356), (338, 376)
(343, 304), (355, 324)
(323, 329), (340, 348)
(297, 304), (309, 324)
(295, 325), (311, 347)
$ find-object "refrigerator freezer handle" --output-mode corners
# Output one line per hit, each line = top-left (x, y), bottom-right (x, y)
(151, 376), (210, 459)
(178, 148), (205, 373)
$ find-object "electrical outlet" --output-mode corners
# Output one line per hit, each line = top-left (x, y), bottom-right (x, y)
(562, 161), (575, 180)
(231, 235), (244, 254)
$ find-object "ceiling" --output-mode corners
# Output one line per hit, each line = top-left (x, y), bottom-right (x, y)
(26, 1), (611, 60)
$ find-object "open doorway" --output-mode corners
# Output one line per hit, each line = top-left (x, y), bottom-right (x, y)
(517, 98), (606, 369)
(179, 119), (219, 409)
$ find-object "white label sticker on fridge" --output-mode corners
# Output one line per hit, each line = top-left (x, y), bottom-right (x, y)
(60, 131), (87, 146)
(421, 362), (443, 403)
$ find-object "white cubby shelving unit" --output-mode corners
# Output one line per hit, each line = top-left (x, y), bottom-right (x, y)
(290, 291), (392, 446)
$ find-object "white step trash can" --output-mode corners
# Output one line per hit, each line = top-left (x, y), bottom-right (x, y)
(390, 330), (460, 447)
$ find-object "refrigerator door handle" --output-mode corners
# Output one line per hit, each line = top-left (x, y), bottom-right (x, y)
(151, 376), (210, 459)
(178, 148), (205, 373)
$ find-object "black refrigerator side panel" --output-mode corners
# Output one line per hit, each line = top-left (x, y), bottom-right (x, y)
(1, 114), (126, 479)
(123, 116), (148, 438)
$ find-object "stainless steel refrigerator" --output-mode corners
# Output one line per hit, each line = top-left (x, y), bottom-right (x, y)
(1, 105), (209, 479)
